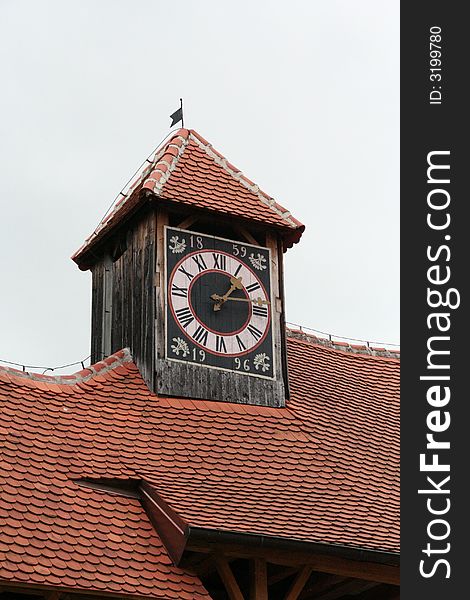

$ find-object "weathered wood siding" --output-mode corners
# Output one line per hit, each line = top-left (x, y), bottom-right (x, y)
(90, 208), (156, 390)
(90, 262), (104, 363)
(155, 358), (285, 406)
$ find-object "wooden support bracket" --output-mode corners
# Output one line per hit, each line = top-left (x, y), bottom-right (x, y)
(250, 558), (268, 600)
(177, 214), (200, 230)
(283, 566), (313, 600)
(234, 225), (260, 246)
(216, 556), (245, 600)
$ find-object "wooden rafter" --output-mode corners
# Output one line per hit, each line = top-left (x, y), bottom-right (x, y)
(177, 214), (200, 230)
(215, 557), (245, 600)
(186, 542), (400, 585)
(233, 224), (260, 246)
(283, 566), (313, 600)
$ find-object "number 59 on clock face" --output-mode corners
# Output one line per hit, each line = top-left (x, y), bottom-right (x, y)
(165, 227), (275, 379)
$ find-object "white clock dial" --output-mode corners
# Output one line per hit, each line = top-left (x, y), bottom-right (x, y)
(168, 249), (271, 357)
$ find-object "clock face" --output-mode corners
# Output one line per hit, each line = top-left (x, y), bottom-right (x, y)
(165, 227), (274, 379)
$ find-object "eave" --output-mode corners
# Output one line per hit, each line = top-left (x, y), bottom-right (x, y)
(138, 482), (399, 586)
(72, 189), (304, 271)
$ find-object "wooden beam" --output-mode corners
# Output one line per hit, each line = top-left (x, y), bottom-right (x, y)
(215, 557), (245, 600)
(155, 207), (169, 364)
(250, 558), (268, 600)
(186, 542), (400, 586)
(233, 224), (260, 246)
(283, 566), (313, 600)
(265, 230), (285, 404)
(177, 214), (199, 230)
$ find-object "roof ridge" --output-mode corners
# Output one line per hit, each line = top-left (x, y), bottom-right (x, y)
(72, 127), (304, 265)
(142, 129), (190, 195)
(71, 129), (191, 262)
(286, 328), (401, 360)
(0, 348), (134, 385)
(185, 130), (299, 228)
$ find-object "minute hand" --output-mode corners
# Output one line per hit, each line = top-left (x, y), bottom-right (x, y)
(211, 295), (270, 306)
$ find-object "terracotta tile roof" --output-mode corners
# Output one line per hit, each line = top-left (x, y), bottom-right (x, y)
(72, 129), (304, 266)
(0, 351), (210, 599)
(0, 332), (399, 596)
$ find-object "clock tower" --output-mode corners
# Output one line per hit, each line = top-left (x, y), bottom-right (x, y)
(73, 129), (304, 407)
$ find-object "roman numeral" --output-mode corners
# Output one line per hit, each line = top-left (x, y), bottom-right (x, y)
(178, 265), (194, 281)
(246, 282), (261, 293)
(252, 305), (268, 318)
(247, 324), (262, 341)
(193, 325), (209, 346)
(175, 307), (194, 328)
(171, 284), (188, 298)
(215, 335), (227, 353)
(236, 335), (246, 351)
(212, 253), (227, 271)
(192, 254), (208, 273)
(233, 263), (243, 277)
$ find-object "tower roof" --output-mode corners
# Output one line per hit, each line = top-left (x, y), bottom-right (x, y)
(72, 129), (305, 269)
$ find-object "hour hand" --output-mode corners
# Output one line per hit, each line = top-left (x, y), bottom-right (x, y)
(211, 276), (243, 311)
(211, 293), (224, 311)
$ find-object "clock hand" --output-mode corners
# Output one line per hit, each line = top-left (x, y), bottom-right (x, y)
(211, 295), (269, 306)
(211, 276), (243, 311)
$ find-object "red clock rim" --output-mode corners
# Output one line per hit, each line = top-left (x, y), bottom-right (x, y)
(167, 249), (272, 357)
(186, 269), (253, 336)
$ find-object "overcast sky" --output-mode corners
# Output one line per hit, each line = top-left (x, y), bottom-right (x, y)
(0, 0), (399, 373)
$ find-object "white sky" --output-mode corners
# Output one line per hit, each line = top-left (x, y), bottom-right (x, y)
(0, 0), (399, 373)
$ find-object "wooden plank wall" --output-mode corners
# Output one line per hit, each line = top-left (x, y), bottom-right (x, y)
(90, 262), (104, 363)
(266, 231), (284, 399)
(90, 208), (156, 390)
(155, 358), (285, 406)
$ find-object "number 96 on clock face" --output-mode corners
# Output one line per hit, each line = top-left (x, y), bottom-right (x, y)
(165, 227), (275, 379)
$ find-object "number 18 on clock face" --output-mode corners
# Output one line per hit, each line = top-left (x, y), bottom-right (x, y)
(165, 227), (274, 379)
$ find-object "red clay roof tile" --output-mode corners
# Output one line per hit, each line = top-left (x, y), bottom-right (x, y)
(72, 129), (304, 267)
(0, 330), (399, 596)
